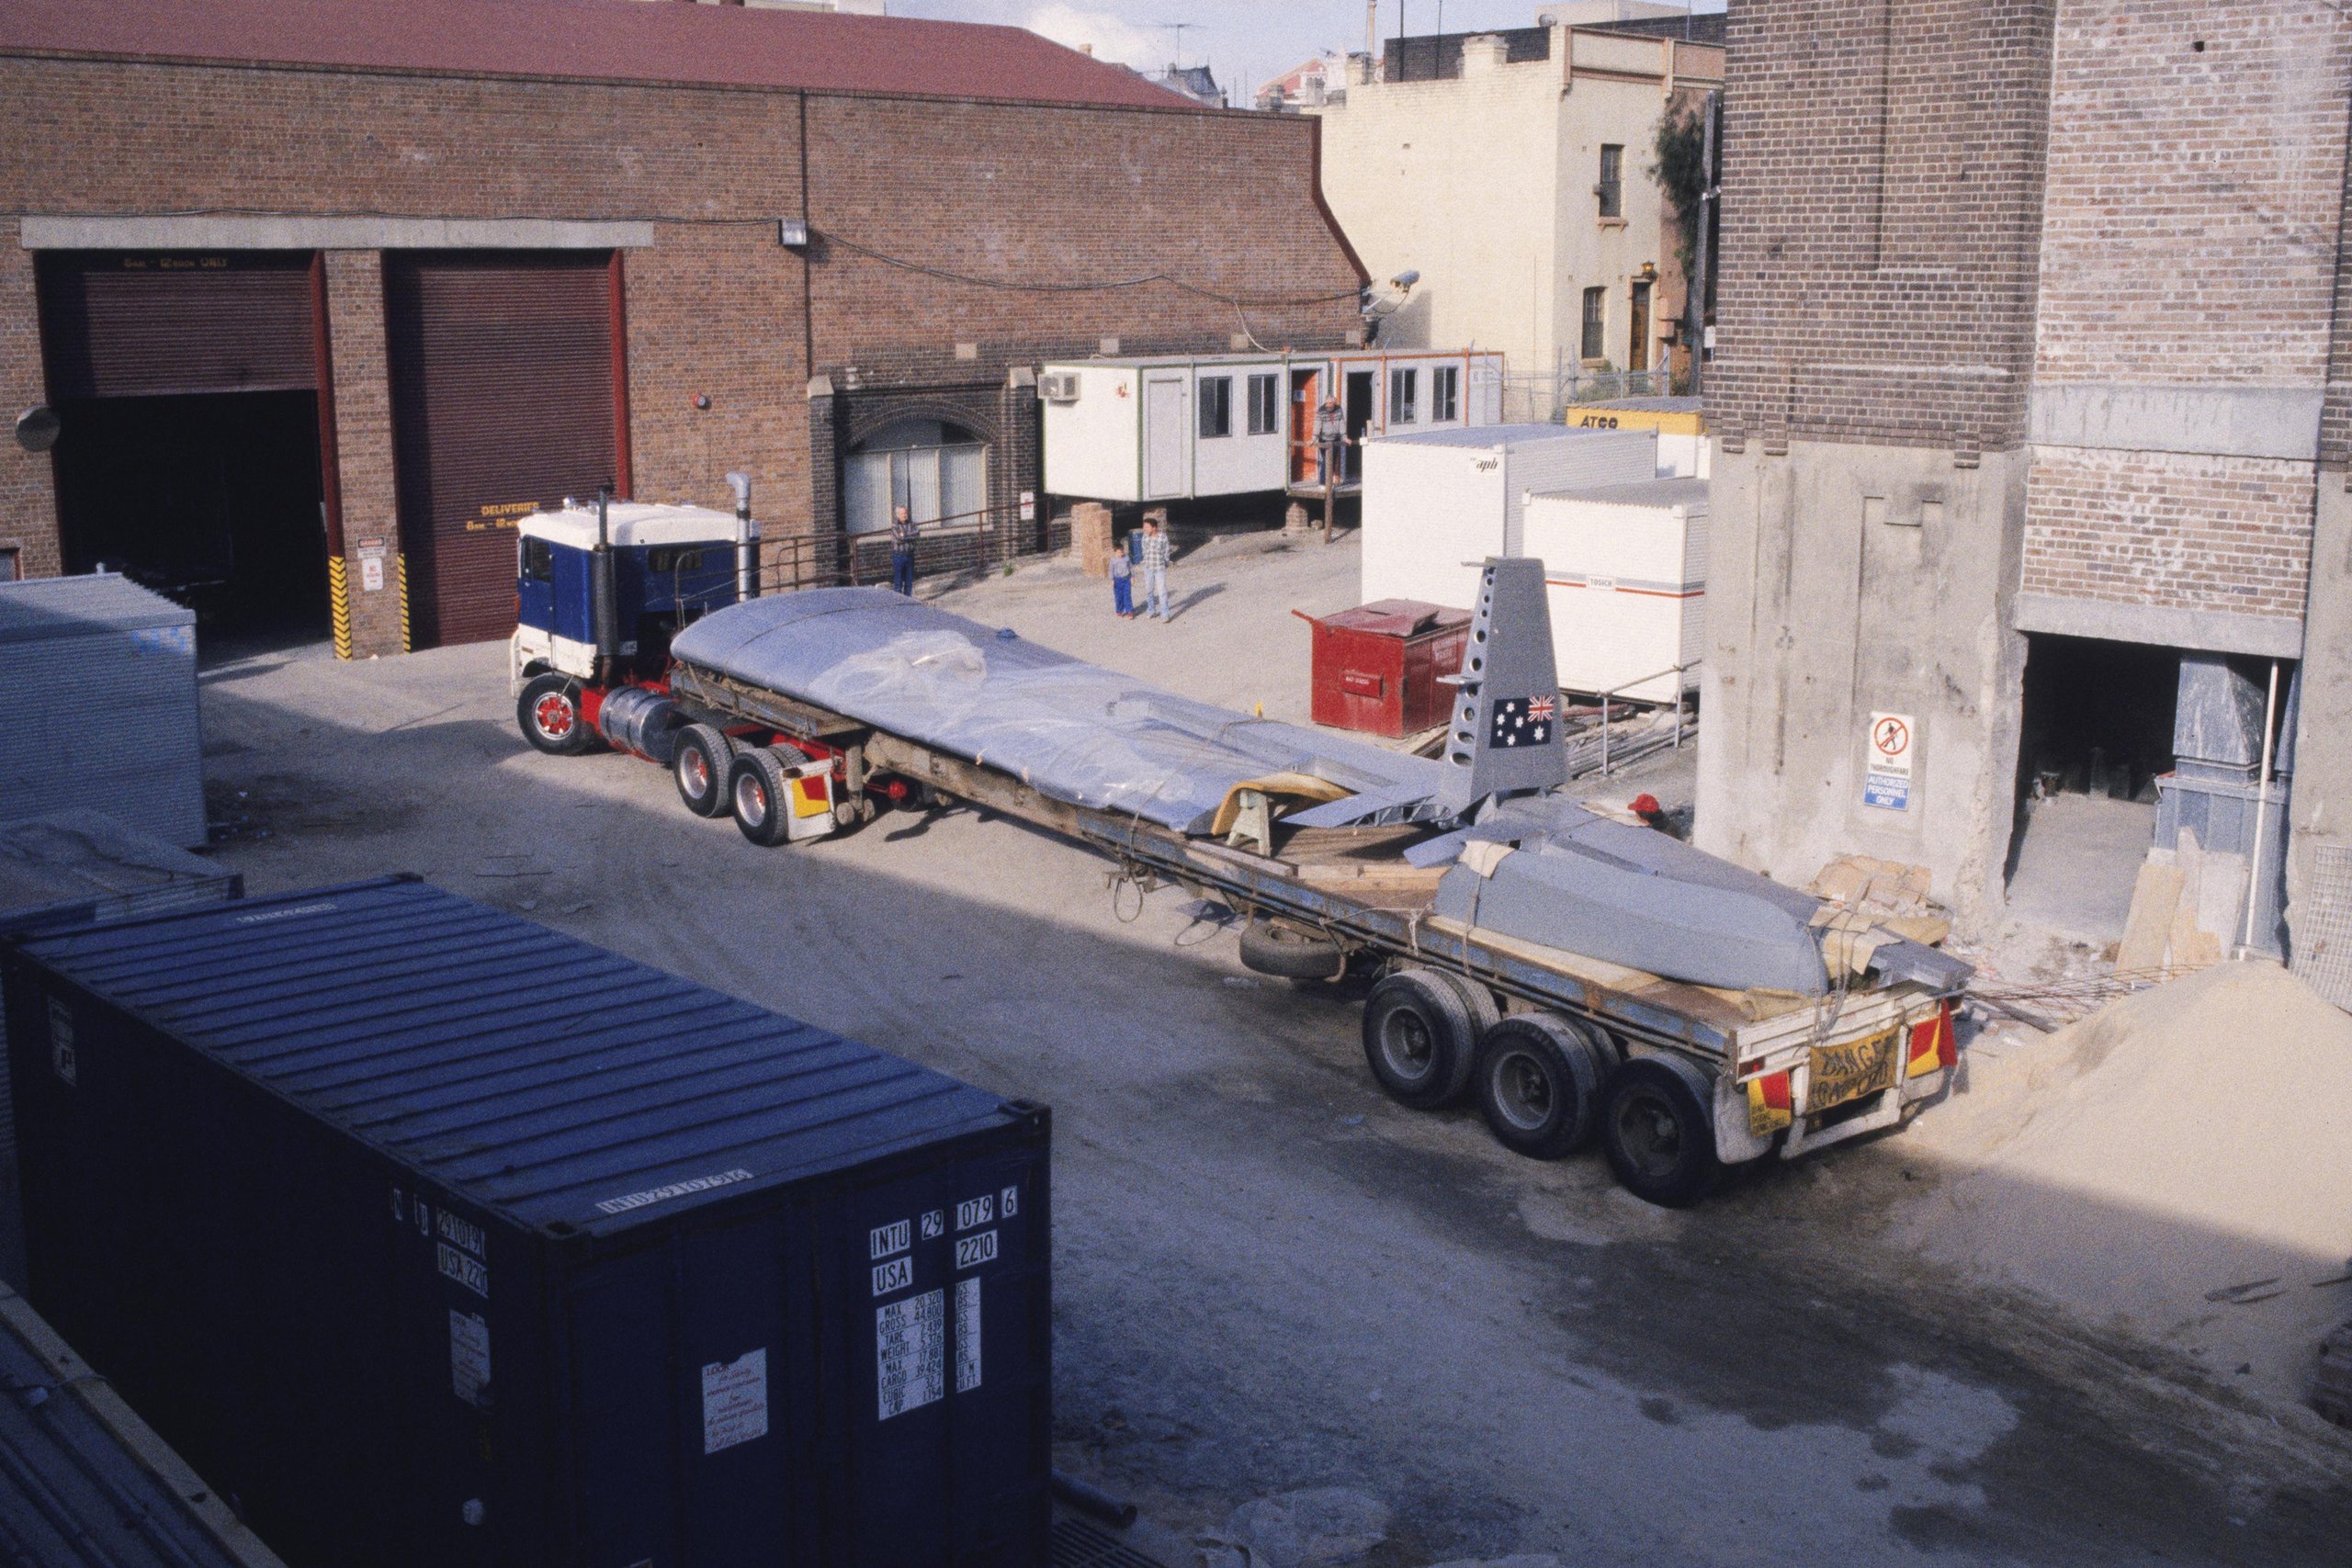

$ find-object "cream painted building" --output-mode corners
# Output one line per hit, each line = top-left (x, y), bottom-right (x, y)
(1315, 9), (1720, 405)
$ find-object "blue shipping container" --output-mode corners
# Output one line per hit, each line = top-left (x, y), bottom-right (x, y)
(0, 876), (1050, 1568)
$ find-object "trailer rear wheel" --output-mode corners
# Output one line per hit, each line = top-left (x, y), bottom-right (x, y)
(729, 749), (796, 847)
(1475, 1014), (1603, 1160)
(1599, 1055), (1722, 1207)
(673, 725), (736, 818)
(1361, 970), (1479, 1110)
(517, 673), (594, 757)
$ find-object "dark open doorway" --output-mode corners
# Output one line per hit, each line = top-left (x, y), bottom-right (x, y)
(50, 390), (330, 642)
(2003, 632), (2182, 940)
(1344, 369), (1375, 481)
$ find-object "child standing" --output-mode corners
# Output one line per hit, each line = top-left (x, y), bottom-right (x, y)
(1109, 533), (1135, 617)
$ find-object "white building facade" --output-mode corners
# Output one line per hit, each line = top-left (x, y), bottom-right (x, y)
(1315, 13), (1720, 412)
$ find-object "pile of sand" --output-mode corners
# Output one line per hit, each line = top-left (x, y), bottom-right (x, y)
(1903, 962), (2352, 1412)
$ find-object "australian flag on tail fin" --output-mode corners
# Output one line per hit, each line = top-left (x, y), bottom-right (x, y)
(1488, 694), (1555, 749)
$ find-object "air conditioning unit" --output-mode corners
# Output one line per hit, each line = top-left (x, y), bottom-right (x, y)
(1039, 371), (1081, 404)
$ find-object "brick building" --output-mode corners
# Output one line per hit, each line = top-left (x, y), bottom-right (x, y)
(0, 0), (1363, 657)
(1697, 1), (2351, 960)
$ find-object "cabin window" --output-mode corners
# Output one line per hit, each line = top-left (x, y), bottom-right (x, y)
(844, 417), (989, 534)
(1246, 373), (1280, 435)
(1389, 367), (1419, 424)
(519, 536), (552, 581)
(647, 548), (706, 574)
(1431, 365), (1460, 423)
(1198, 376), (1234, 438)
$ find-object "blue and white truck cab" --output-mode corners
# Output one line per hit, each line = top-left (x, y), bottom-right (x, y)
(509, 479), (758, 761)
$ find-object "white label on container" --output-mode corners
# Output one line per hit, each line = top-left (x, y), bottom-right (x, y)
(450, 1310), (492, 1408)
(437, 1243), (489, 1299)
(701, 1348), (769, 1454)
(47, 998), (74, 1085)
(956, 1195), (993, 1232)
(956, 1277), (982, 1393)
(955, 1231), (997, 1270)
(876, 1290), (944, 1420)
(1000, 1184), (1019, 1218)
(870, 1219), (910, 1260)
(871, 1257), (913, 1297)
(921, 1210), (944, 1240)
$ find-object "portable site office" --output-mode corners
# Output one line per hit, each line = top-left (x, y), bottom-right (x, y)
(1040, 348), (1506, 504)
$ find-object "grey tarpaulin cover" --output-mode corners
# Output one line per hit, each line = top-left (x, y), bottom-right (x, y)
(671, 588), (1972, 998)
(671, 589), (1443, 834)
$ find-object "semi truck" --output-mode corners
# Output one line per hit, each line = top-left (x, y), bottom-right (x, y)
(509, 498), (1967, 1207)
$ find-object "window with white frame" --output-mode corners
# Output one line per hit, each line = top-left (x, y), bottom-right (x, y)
(842, 418), (988, 535)
(1246, 373), (1280, 435)
(1430, 365), (1460, 423)
(1198, 376), (1233, 438)
(1389, 367), (1419, 424)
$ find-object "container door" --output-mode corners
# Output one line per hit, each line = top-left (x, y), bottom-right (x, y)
(562, 1217), (800, 1568)
(1143, 374), (1188, 499)
(817, 1146), (1049, 1566)
(385, 252), (623, 649)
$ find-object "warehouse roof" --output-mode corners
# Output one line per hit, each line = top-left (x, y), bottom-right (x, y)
(0, 0), (1197, 111)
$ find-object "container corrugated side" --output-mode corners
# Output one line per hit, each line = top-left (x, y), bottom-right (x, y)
(2, 876), (1050, 1568)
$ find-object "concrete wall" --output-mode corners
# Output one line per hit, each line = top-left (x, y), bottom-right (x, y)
(1697, 440), (2028, 917)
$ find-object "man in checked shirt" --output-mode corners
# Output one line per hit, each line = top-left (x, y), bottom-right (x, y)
(889, 503), (918, 595)
(1137, 515), (1171, 621)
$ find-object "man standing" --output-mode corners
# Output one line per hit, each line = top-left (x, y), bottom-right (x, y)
(1139, 515), (1170, 621)
(1314, 391), (1345, 483)
(889, 503), (917, 595)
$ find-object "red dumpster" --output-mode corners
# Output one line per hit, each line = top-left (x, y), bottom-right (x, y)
(1296, 599), (1472, 738)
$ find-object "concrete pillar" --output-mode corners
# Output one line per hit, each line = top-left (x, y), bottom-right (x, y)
(1695, 438), (2030, 921)
(2287, 469), (2352, 950)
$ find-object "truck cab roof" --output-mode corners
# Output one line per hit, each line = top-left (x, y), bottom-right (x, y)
(518, 501), (741, 551)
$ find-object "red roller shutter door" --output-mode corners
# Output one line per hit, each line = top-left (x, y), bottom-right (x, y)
(36, 252), (319, 400)
(386, 254), (623, 649)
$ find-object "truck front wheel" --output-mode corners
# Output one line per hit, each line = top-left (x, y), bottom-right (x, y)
(1599, 1056), (1723, 1207)
(518, 673), (594, 757)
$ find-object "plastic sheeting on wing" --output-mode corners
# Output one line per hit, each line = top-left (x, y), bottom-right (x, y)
(670, 589), (1443, 835)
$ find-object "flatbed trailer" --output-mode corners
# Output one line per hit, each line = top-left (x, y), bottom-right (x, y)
(657, 660), (1961, 1207)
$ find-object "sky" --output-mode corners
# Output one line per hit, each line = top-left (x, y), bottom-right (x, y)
(888, 1), (1725, 99)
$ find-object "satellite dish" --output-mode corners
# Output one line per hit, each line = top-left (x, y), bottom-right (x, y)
(15, 405), (60, 454)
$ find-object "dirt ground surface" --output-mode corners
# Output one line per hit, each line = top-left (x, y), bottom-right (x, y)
(192, 532), (2350, 1566)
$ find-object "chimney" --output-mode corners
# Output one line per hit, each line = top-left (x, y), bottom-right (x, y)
(1461, 34), (1510, 76)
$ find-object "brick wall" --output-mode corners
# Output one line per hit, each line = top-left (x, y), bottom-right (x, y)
(1706, 0), (2056, 452)
(2021, 447), (2317, 622)
(322, 251), (406, 655)
(2020, 2), (2351, 638)
(0, 50), (1362, 642)
(0, 220), (56, 578)
(2033, 2), (2349, 392)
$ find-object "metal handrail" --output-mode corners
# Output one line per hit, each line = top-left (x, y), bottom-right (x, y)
(1595, 659), (1702, 776)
